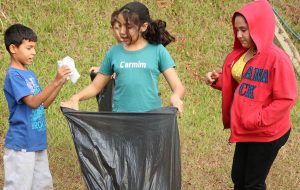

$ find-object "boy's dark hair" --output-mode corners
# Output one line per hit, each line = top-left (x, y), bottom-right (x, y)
(4, 23), (37, 53)
(119, 1), (175, 47)
(110, 10), (119, 26)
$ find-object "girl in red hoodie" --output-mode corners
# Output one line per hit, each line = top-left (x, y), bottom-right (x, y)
(205, 0), (298, 189)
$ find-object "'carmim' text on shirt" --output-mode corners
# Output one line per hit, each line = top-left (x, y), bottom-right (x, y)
(120, 61), (147, 68)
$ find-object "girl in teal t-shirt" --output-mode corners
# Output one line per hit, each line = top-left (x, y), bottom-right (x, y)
(62, 2), (185, 115)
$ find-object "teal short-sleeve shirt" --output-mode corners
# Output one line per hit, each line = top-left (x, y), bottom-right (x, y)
(100, 43), (175, 112)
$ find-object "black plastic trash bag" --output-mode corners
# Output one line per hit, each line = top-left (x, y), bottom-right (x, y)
(90, 71), (114, 111)
(61, 107), (181, 190)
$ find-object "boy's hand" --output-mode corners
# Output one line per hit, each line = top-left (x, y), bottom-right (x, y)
(60, 96), (79, 110)
(170, 94), (183, 117)
(55, 65), (72, 85)
(205, 70), (219, 86)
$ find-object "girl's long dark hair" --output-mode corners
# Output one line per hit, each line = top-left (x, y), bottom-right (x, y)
(143, 19), (175, 46)
(119, 1), (175, 46)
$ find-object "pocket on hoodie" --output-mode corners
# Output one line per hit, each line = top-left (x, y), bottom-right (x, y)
(237, 81), (271, 130)
(239, 99), (263, 130)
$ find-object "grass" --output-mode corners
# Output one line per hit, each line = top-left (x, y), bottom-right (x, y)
(0, 0), (300, 189)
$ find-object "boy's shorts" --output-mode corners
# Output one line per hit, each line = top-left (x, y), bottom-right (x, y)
(3, 148), (53, 190)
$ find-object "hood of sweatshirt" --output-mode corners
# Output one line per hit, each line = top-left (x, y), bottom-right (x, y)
(232, 0), (275, 54)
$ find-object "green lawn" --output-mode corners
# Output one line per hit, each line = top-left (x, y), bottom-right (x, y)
(0, 0), (299, 189)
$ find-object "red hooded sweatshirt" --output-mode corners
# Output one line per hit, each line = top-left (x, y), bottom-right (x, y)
(213, 0), (298, 142)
